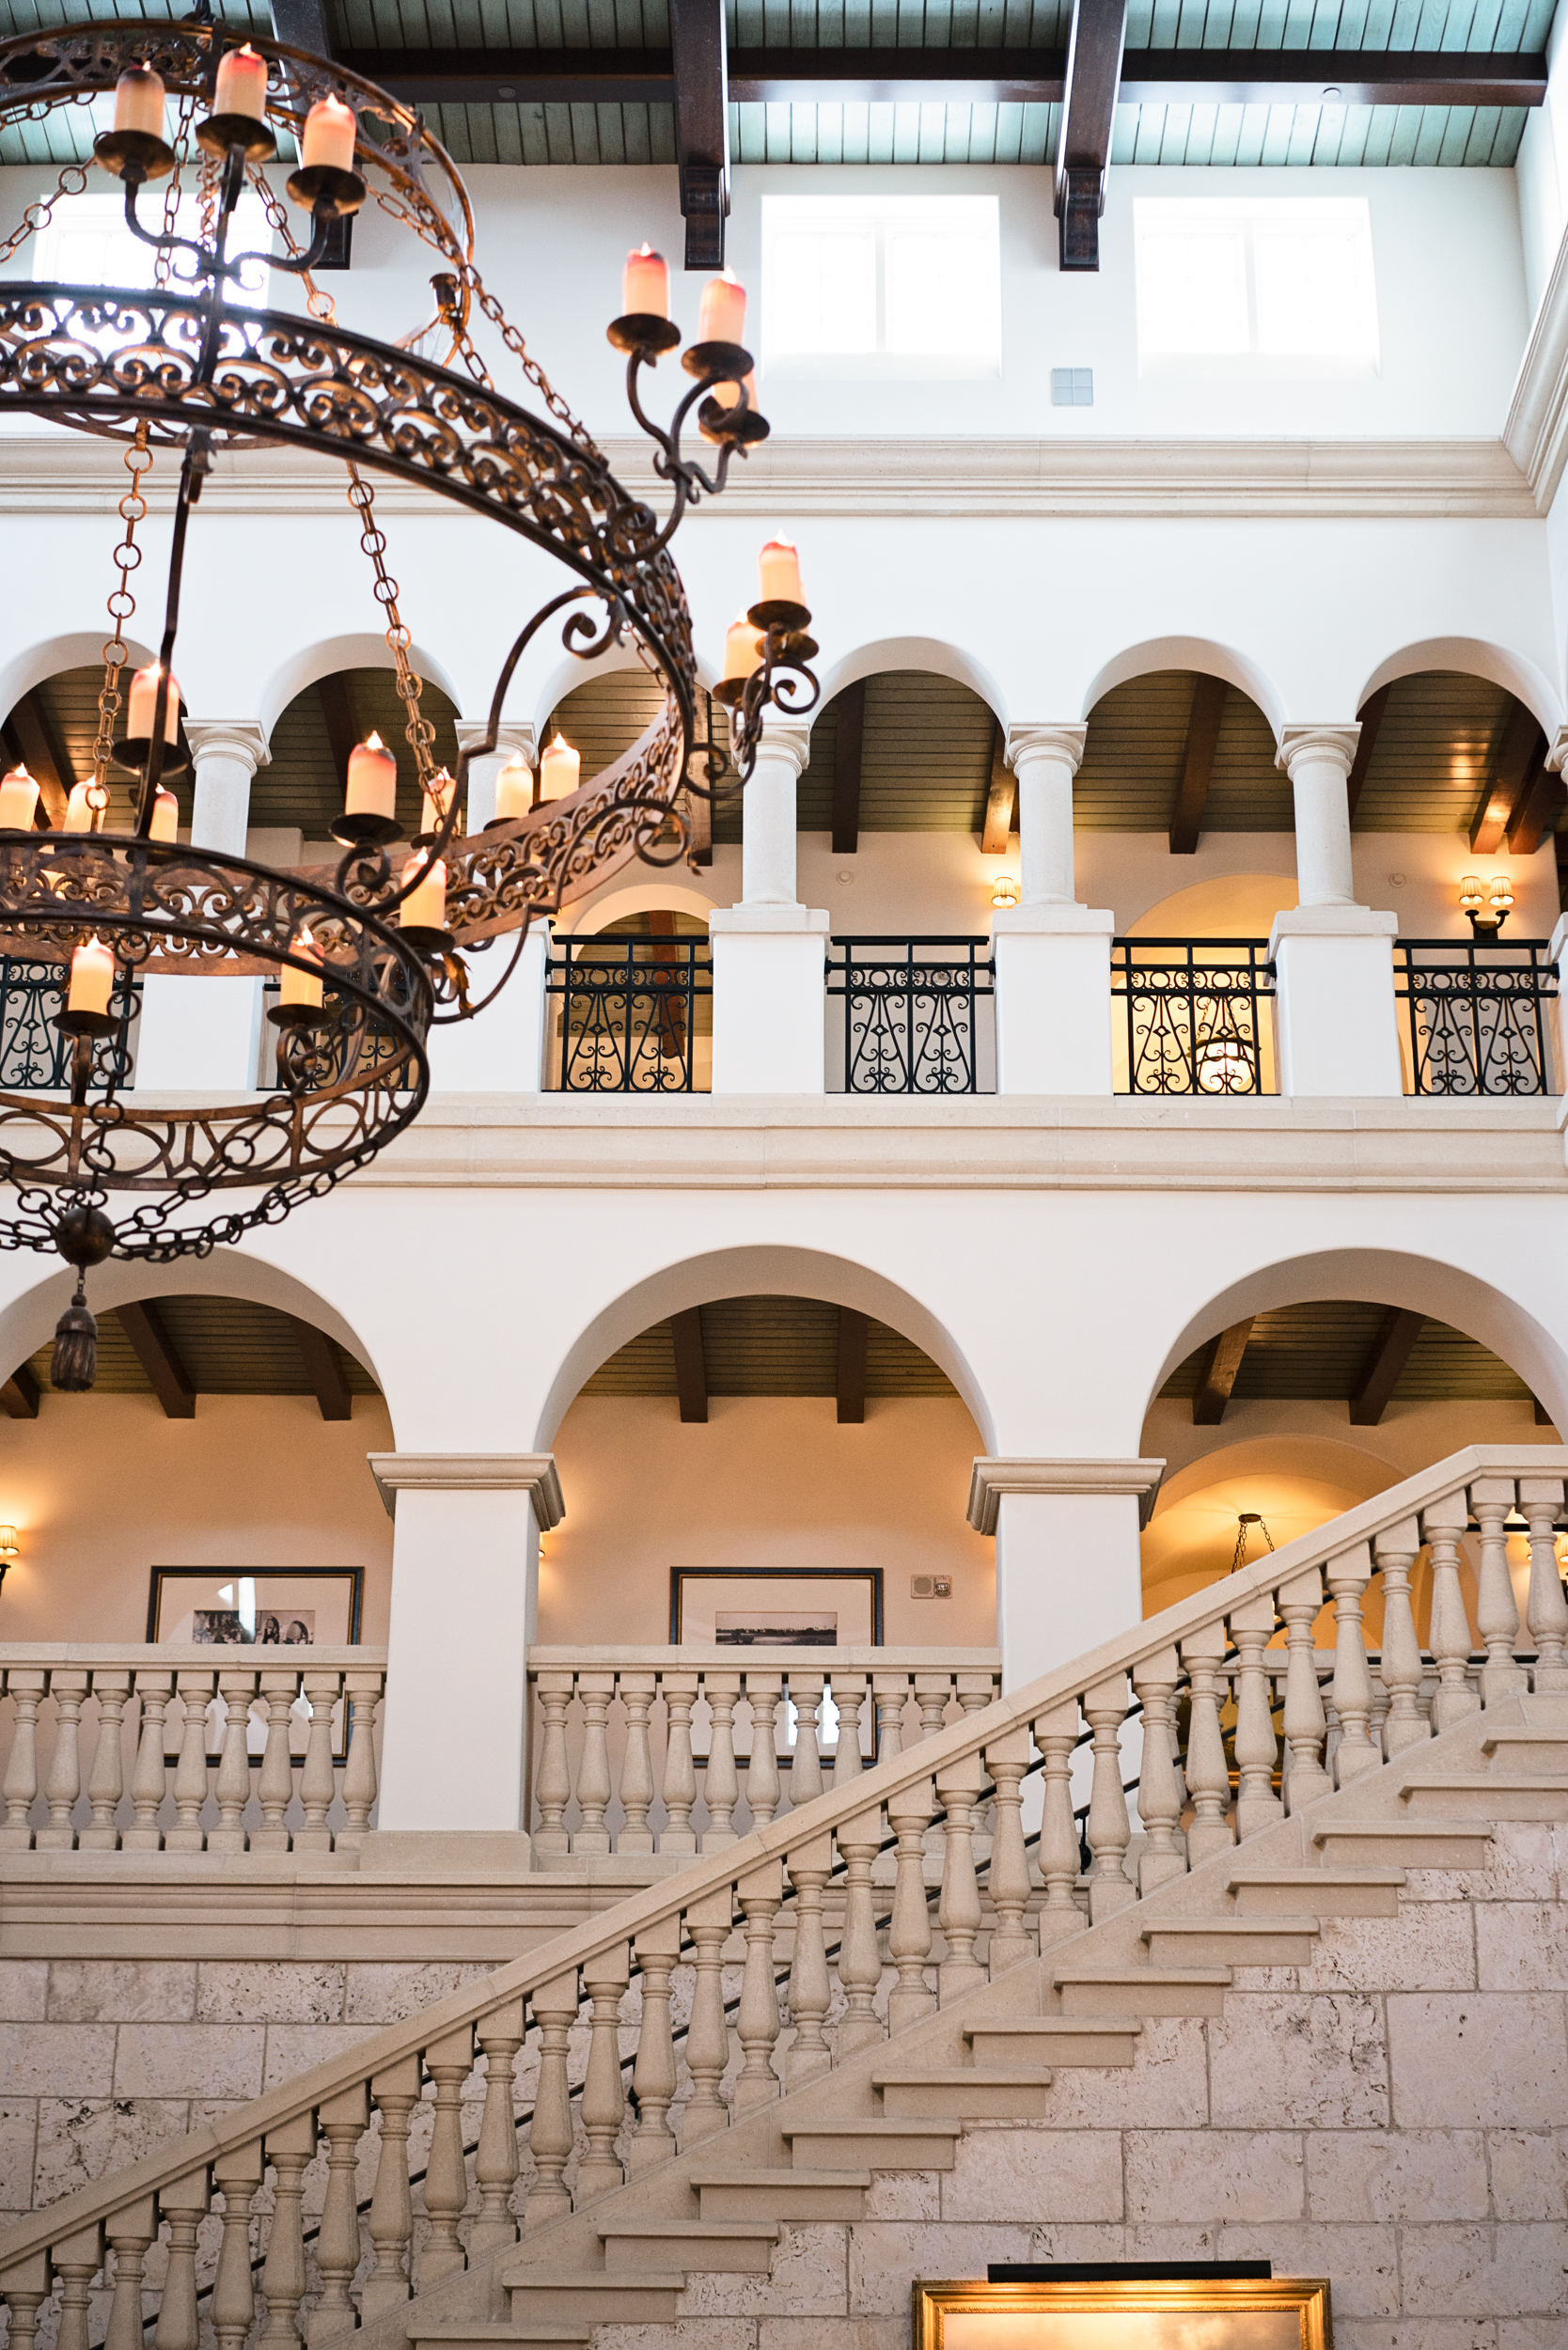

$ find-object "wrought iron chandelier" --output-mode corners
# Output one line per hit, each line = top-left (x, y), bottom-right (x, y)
(0, 14), (820, 1382)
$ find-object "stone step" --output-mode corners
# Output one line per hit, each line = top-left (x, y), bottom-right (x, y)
(691, 2168), (870, 2222)
(782, 2117), (966, 2170)
(598, 2220), (778, 2274)
(1310, 1818), (1493, 1870)
(1140, 1914), (1320, 1968)
(1047, 1965), (1232, 2017)
(964, 2017), (1142, 2067)
(412, 2328), (592, 2350)
(870, 2065), (1057, 2119)
(1399, 1773), (1568, 1822)
(1227, 1866), (1405, 1918)
(503, 2273), (690, 2326)
(1482, 1725), (1568, 1773)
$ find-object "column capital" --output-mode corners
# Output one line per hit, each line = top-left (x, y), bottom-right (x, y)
(1275, 724), (1360, 781)
(456, 719), (539, 763)
(1005, 722), (1087, 776)
(182, 721), (271, 772)
(1544, 724), (1568, 776)
(754, 709), (813, 776)
(368, 1450), (564, 1529)
(967, 1455), (1167, 1534)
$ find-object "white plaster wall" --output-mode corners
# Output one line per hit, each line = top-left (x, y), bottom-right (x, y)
(1516, 0), (1568, 318)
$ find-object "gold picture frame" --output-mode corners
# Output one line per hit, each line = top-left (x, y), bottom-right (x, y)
(913, 2278), (1332, 2350)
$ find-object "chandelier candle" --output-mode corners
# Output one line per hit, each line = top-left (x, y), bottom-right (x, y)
(148, 788), (179, 843)
(494, 753), (533, 821)
(346, 731), (397, 819)
(62, 784), (102, 834)
(698, 268), (746, 345)
(213, 45), (268, 118)
(0, 766), (39, 830)
(723, 618), (763, 682)
(280, 930), (323, 1010)
(399, 851), (447, 930)
(112, 64), (165, 136)
(622, 244), (669, 318)
(126, 664), (180, 743)
(759, 539), (806, 604)
(539, 734), (581, 802)
(67, 938), (115, 1018)
(301, 94), (356, 172)
(420, 770), (456, 837)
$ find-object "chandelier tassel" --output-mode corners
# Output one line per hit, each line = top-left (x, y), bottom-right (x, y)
(52, 1273), (98, 1393)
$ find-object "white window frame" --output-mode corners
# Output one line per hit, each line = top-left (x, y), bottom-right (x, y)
(1134, 196), (1380, 382)
(31, 187), (275, 302)
(760, 192), (1002, 382)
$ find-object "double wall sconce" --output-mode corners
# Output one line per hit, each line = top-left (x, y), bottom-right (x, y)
(1459, 873), (1513, 933)
(991, 874), (1021, 911)
(0, 1526), (18, 1595)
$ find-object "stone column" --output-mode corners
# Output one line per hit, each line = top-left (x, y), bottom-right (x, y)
(365, 1451), (564, 1866)
(989, 723), (1115, 1094)
(709, 712), (829, 1093)
(426, 721), (550, 1091)
(1270, 725), (1401, 1097)
(968, 1456), (1165, 1689)
(455, 718), (538, 833)
(183, 720), (270, 855)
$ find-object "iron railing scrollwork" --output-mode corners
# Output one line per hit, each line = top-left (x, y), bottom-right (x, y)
(1394, 937), (1560, 1096)
(547, 937), (713, 1093)
(0, 959), (139, 1094)
(1111, 938), (1276, 1096)
(827, 936), (994, 1095)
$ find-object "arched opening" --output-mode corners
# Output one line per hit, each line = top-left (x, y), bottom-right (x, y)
(257, 665), (462, 859)
(1, 647), (166, 834)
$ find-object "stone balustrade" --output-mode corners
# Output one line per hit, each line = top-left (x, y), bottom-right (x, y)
(2, 1445), (1562, 2326)
(0, 1647), (387, 1857)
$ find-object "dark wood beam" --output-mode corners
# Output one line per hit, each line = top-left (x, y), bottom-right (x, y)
(2, 1363), (39, 1419)
(1168, 674), (1227, 855)
(1345, 682), (1389, 824)
(1535, 1396), (1556, 1427)
(685, 777), (713, 868)
(270, 0), (352, 265)
(1470, 702), (1544, 854)
(1505, 743), (1562, 858)
(670, 0), (729, 269)
(337, 45), (1547, 110)
(1192, 1317), (1254, 1426)
(832, 681), (864, 856)
(837, 1308), (868, 1425)
(116, 1301), (196, 1420)
(5, 691), (73, 826)
(1056, 0), (1129, 271)
(1348, 1307), (1424, 1427)
(317, 674), (360, 789)
(671, 1306), (708, 1424)
(290, 1317), (353, 1421)
(980, 722), (1016, 855)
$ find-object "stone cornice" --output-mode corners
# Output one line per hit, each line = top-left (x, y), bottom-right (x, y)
(967, 1456), (1168, 1533)
(367, 1451), (565, 1528)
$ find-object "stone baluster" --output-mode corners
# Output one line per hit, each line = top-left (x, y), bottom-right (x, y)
(1082, 1672), (1137, 1919)
(212, 2143), (262, 2350)
(629, 1921), (681, 2167)
(211, 1671), (257, 1855)
(618, 1671), (658, 1854)
(1032, 1700), (1084, 1940)
(531, 1672), (574, 1856)
(1230, 1599), (1284, 1841)
(735, 1858), (784, 2107)
(1519, 1476), (1568, 1692)
(1181, 1628), (1233, 1861)
(361, 2056), (421, 2316)
(338, 1672), (381, 1851)
(886, 1778), (936, 2026)
(309, 2086), (368, 2343)
(574, 1673), (616, 1854)
(915, 1673), (951, 1743)
(0, 1668), (43, 1848)
(660, 1671), (699, 1852)
(1422, 1496), (1481, 1729)
(1472, 1477), (1529, 1700)
(789, 1669), (825, 1808)
(259, 2113), (315, 2350)
(871, 1671), (908, 1762)
(784, 1830), (834, 2083)
(1277, 1569), (1330, 1809)
(958, 1669), (999, 1718)
(1369, 1670), (1391, 1754)
(1326, 1543), (1379, 1782)
(123, 1670), (171, 1850)
(104, 2198), (157, 2350)
(1133, 1648), (1185, 1892)
(297, 1671), (341, 1854)
(80, 1670), (132, 1852)
(255, 1673), (300, 1853)
(155, 2171), (210, 2350)
(983, 1730), (1034, 1972)
(745, 1671), (784, 1828)
(167, 1672), (215, 1851)
(935, 1753), (987, 1995)
(1, 2262), (48, 2350)
(831, 1672), (866, 1786)
(419, 2024), (476, 2281)
(1373, 1520), (1429, 1753)
(36, 1669), (87, 1851)
(576, 1945), (630, 2201)
(54, 2222), (104, 2350)
(835, 1804), (886, 2056)
(525, 1971), (581, 2221)
(470, 2000), (525, 2250)
(681, 1889), (736, 2144)
(700, 1672), (741, 1847)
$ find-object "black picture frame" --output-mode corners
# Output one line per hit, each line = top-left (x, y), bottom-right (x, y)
(146, 1565), (365, 1645)
(668, 1565), (884, 1646)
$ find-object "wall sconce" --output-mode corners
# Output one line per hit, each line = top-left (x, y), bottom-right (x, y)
(991, 874), (1020, 911)
(1460, 873), (1513, 933)
(0, 1526), (18, 1594)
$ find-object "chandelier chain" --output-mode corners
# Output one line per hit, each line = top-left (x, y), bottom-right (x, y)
(152, 93), (196, 290)
(0, 163), (86, 270)
(451, 262), (602, 459)
(90, 425), (154, 800)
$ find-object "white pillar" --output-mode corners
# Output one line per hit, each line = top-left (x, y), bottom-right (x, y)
(1548, 908), (1568, 1093)
(455, 718), (538, 832)
(989, 723), (1115, 1094)
(968, 1456), (1165, 1688)
(1270, 725), (1402, 1097)
(426, 920), (552, 1091)
(365, 1450), (563, 1865)
(182, 721), (270, 855)
(709, 713), (829, 1094)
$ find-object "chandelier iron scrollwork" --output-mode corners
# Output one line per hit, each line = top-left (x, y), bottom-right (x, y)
(0, 17), (821, 1381)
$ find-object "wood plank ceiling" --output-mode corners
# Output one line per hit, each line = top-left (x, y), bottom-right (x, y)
(1159, 1299), (1534, 1410)
(581, 1293), (959, 1399)
(10, 1297), (377, 1406)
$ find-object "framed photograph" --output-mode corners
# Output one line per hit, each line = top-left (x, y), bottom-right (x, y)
(669, 1567), (883, 1648)
(147, 1567), (363, 1647)
(913, 2278), (1332, 2350)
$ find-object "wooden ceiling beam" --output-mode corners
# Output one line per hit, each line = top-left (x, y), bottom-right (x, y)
(1192, 1317), (1254, 1425)
(4, 691), (73, 826)
(670, 0), (729, 269)
(1055, 0), (1129, 271)
(837, 1308), (869, 1425)
(1168, 673), (1227, 855)
(269, 0), (352, 265)
(980, 721), (1016, 854)
(1348, 1307), (1424, 1426)
(290, 1317), (353, 1421)
(832, 680), (864, 856)
(1505, 743), (1562, 857)
(117, 1301), (196, 1420)
(1470, 702), (1544, 854)
(2, 1363), (39, 1419)
(1344, 682), (1389, 824)
(672, 1306), (708, 1423)
(316, 674), (360, 789)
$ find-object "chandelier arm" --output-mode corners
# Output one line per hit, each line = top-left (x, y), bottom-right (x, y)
(427, 919), (532, 1026)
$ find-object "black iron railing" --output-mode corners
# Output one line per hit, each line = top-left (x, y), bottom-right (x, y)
(547, 936), (713, 1093)
(1111, 938), (1276, 1095)
(1394, 937), (1559, 1096)
(827, 936), (995, 1094)
(0, 956), (139, 1091)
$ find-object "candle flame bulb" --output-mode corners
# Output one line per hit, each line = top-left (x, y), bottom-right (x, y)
(539, 732), (581, 803)
(698, 266), (746, 346)
(127, 663), (180, 744)
(112, 64), (165, 137)
(68, 936), (115, 1018)
(346, 730), (398, 820)
(213, 43), (269, 119)
(494, 752), (534, 822)
(758, 538), (806, 606)
(0, 765), (39, 831)
(148, 788), (179, 843)
(63, 782), (104, 834)
(722, 617), (763, 682)
(280, 927), (323, 1010)
(301, 93), (356, 173)
(621, 243), (670, 320)
(399, 849), (447, 931)
(420, 769), (457, 838)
